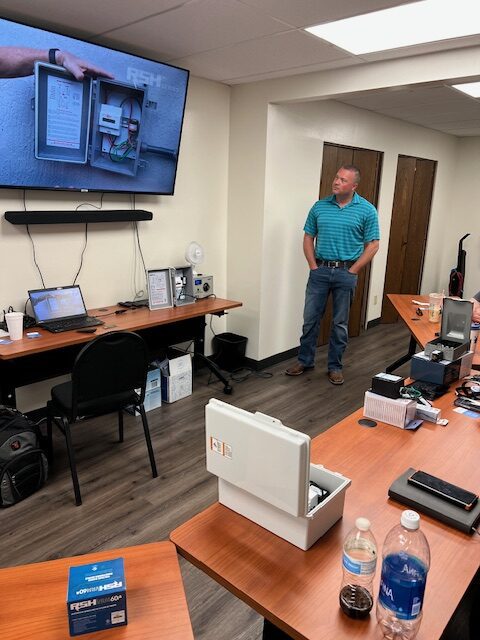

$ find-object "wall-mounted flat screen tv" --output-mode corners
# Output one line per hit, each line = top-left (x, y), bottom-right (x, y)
(0, 18), (189, 195)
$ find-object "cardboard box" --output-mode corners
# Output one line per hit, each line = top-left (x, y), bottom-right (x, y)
(415, 403), (441, 423)
(160, 354), (192, 403)
(144, 366), (161, 412)
(67, 558), (127, 636)
(131, 366), (161, 416)
(363, 390), (417, 428)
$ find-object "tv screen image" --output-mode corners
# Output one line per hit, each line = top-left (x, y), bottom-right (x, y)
(0, 18), (189, 194)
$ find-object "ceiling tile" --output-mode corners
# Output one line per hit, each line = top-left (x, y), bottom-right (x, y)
(360, 34), (480, 62)
(95, 0), (292, 61)
(1, 0), (480, 135)
(336, 84), (480, 136)
(0, 1), (187, 39)
(444, 127), (480, 136)
(222, 57), (364, 85)
(238, 0), (418, 28)
(170, 29), (355, 83)
(339, 86), (463, 110)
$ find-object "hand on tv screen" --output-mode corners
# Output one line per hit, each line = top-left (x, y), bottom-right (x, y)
(0, 46), (114, 80)
(56, 50), (114, 81)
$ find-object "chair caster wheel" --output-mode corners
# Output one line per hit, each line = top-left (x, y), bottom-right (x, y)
(223, 385), (233, 395)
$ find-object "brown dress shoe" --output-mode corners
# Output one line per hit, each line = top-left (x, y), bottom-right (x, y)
(285, 362), (312, 376)
(327, 370), (344, 385)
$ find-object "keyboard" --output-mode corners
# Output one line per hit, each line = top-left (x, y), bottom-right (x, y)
(41, 316), (104, 333)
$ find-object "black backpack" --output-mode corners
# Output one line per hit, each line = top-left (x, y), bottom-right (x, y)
(0, 405), (48, 507)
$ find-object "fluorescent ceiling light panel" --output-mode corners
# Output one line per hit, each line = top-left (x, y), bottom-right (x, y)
(305, 0), (480, 55)
(452, 82), (480, 97)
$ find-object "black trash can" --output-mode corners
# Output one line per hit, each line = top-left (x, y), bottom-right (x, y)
(211, 332), (248, 372)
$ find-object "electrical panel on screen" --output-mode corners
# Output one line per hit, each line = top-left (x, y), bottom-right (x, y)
(1, 18), (189, 195)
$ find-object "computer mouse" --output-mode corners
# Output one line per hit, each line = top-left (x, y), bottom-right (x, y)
(77, 328), (97, 334)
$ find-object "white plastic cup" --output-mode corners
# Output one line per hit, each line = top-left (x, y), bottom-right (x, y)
(5, 312), (24, 341)
(428, 293), (442, 323)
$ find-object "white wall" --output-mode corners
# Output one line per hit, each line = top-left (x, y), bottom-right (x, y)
(0, 76), (231, 410)
(257, 100), (459, 360)
(226, 92), (268, 357)
(227, 47), (480, 362)
(448, 137), (480, 300)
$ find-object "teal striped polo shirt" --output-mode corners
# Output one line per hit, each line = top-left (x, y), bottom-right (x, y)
(303, 192), (379, 261)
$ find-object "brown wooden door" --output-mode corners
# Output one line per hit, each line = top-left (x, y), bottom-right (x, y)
(318, 143), (383, 345)
(381, 155), (436, 323)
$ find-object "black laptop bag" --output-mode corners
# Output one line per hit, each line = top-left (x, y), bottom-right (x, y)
(0, 406), (48, 507)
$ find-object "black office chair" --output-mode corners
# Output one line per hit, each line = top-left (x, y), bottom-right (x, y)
(46, 331), (158, 505)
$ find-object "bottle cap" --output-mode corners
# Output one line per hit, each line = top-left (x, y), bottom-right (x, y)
(355, 517), (371, 531)
(401, 510), (420, 530)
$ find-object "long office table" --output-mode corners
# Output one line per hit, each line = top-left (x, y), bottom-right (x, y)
(0, 541), (194, 639)
(0, 297), (242, 406)
(386, 293), (479, 373)
(170, 386), (480, 640)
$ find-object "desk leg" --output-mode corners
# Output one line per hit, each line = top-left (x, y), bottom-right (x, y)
(194, 322), (205, 359)
(262, 620), (293, 639)
(385, 335), (417, 374)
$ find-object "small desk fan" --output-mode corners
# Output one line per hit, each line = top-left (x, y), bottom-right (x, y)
(185, 241), (205, 275)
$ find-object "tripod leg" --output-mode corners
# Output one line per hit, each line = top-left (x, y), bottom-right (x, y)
(195, 352), (233, 395)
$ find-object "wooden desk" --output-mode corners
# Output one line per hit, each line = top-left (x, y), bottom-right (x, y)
(0, 297), (242, 405)
(0, 541), (194, 640)
(386, 293), (479, 372)
(170, 389), (480, 640)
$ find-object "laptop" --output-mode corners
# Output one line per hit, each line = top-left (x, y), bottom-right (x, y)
(28, 286), (104, 333)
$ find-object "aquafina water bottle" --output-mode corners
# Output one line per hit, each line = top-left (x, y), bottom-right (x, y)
(377, 510), (430, 639)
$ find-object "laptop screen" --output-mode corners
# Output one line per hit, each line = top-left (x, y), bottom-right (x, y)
(29, 286), (87, 323)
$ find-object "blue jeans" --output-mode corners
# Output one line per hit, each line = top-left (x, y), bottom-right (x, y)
(298, 266), (357, 371)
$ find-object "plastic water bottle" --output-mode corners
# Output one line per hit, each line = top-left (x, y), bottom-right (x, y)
(377, 510), (430, 639)
(339, 517), (377, 619)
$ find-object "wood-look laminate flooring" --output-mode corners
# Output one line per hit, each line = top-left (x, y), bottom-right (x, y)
(0, 321), (412, 640)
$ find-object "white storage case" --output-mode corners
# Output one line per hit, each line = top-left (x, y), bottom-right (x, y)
(205, 399), (351, 550)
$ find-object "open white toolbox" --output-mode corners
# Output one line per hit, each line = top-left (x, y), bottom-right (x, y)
(205, 399), (351, 550)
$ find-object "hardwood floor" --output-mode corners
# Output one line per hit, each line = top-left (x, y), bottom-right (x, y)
(0, 321), (412, 639)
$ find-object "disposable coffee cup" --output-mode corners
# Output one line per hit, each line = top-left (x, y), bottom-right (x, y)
(428, 293), (442, 323)
(5, 311), (24, 341)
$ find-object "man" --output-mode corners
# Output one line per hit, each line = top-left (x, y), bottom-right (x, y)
(0, 47), (113, 81)
(286, 165), (379, 385)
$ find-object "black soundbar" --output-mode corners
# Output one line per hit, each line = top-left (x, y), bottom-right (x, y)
(4, 210), (153, 224)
